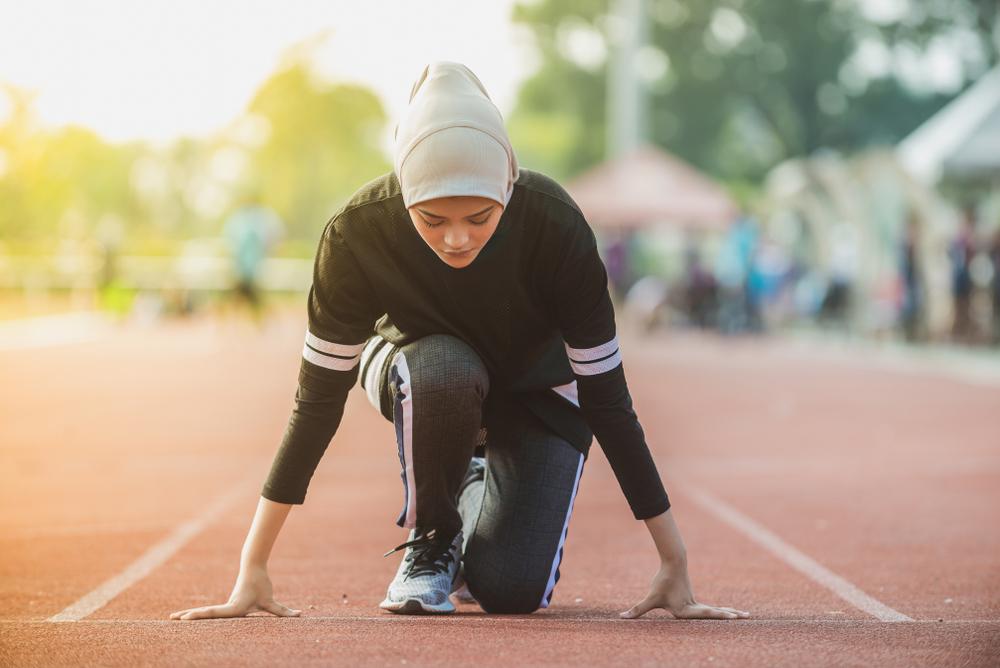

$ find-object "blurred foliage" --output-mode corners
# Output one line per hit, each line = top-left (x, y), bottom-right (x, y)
(245, 65), (390, 239)
(877, 0), (998, 62)
(0, 59), (390, 247)
(0, 87), (144, 243)
(2, 2), (996, 248)
(508, 0), (997, 182)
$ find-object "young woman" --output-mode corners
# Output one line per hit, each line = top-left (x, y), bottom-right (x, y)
(169, 61), (749, 620)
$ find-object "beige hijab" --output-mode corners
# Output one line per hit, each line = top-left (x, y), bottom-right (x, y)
(393, 61), (519, 210)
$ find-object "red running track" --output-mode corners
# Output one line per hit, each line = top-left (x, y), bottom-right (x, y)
(1, 310), (997, 666)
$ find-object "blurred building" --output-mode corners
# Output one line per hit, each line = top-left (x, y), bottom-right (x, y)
(565, 143), (739, 328)
(565, 143), (738, 288)
(897, 65), (1000, 185)
(898, 65), (1000, 342)
(762, 149), (954, 337)
(566, 143), (738, 234)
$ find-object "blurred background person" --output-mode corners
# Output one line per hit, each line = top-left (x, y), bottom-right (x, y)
(603, 235), (631, 303)
(681, 234), (718, 330)
(949, 206), (978, 344)
(623, 274), (671, 334)
(714, 214), (759, 335)
(898, 212), (925, 343)
(222, 199), (285, 326)
(94, 216), (132, 320)
(818, 224), (859, 333)
(990, 226), (1000, 346)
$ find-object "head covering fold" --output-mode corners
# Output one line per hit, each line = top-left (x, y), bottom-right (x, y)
(393, 61), (519, 209)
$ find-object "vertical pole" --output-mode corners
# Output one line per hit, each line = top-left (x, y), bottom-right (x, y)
(606, 0), (648, 160)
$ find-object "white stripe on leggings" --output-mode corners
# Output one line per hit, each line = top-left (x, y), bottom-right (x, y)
(361, 337), (394, 413)
(359, 336), (380, 375)
(539, 452), (584, 609)
(392, 351), (418, 529)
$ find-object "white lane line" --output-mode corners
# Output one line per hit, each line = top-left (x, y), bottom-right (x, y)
(2, 521), (175, 539)
(10, 617), (996, 626)
(46, 482), (253, 623)
(681, 485), (914, 622)
(0, 312), (113, 350)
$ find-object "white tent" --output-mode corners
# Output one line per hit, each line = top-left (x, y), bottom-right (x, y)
(564, 143), (738, 232)
(897, 66), (1000, 183)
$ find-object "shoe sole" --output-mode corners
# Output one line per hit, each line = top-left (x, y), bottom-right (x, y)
(379, 597), (455, 615)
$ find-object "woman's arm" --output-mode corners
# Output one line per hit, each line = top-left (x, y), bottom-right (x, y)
(170, 378), (356, 621)
(545, 210), (749, 620)
(643, 507), (687, 566)
(618, 509), (750, 620)
(170, 373), (356, 622)
(169, 497), (302, 620)
(171, 218), (382, 621)
(241, 496), (294, 569)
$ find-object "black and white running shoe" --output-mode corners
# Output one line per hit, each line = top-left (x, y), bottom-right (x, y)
(379, 527), (463, 614)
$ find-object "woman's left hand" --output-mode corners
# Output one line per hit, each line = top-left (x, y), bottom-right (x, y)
(620, 560), (750, 620)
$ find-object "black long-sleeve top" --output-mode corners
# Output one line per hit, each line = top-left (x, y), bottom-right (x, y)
(261, 168), (671, 520)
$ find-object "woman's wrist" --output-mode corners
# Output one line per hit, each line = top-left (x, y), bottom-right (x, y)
(238, 496), (292, 571)
(239, 556), (268, 572)
(658, 548), (688, 568)
(643, 508), (688, 566)
(240, 540), (272, 571)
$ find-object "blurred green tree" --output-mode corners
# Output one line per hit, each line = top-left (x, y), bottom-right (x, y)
(0, 58), (393, 246)
(876, 0), (998, 66)
(508, 0), (995, 182)
(244, 62), (391, 240)
(0, 86), (143, 243)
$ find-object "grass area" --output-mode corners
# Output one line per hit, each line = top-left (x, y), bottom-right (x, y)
(0, 290), (99, 321)
(0, 287), (309, 322)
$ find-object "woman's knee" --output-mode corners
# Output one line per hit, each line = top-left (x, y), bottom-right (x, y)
(463, 552), (549, 614)
(392, 334), (489, 401)
(468, 579), (545, 615)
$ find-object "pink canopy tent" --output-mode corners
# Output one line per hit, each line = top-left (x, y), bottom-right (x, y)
(564, 143), (739, 232)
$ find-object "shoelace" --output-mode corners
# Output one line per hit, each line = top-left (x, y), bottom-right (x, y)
(382, 528), (457, 579)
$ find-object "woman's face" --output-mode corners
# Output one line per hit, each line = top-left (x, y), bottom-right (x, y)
(407, 195), (503, 268)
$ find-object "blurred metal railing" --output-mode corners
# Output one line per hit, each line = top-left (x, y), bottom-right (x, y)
(0, 254), (314, 293)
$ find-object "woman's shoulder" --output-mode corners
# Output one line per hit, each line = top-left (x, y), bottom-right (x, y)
(515, 168), (585, 220)
(514, 168), (594, 252)
(332, 171), (402, 220)
(322, 171), (404, 240)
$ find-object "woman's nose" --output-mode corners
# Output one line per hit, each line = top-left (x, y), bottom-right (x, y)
(443, 226), (469, 249)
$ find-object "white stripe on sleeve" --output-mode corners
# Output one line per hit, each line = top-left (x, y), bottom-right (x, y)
(305, 330), (366, 358)
(301, 330), (366, 371)
(565, 336), (619, 362)
(302, 343), (361, 371)
(565, 337), (622, 376)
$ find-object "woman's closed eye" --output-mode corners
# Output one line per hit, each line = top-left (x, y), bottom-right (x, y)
(421, 216), (489, 228)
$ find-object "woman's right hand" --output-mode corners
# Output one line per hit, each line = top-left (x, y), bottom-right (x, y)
(169, 565), (302, 621)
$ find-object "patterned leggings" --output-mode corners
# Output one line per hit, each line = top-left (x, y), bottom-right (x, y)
(359, 333), (585, 613)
